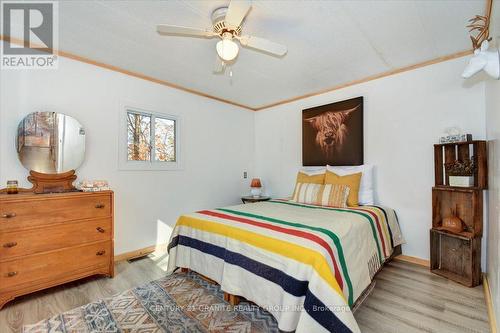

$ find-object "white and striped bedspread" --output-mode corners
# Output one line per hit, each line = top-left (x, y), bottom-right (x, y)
(167, 199), (404, 333)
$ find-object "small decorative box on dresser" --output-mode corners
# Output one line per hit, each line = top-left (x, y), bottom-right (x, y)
(0, 190), (114, 309)
(430, 140), (487, 287)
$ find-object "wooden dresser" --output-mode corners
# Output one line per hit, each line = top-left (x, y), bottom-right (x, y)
(0, 190), (114, 309)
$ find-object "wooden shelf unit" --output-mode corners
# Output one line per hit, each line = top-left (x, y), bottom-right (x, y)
(434, 140), (487, 189)
(430, 229), (481, 287)
(432, 186), (483, 237)
(430, 140), (486, 287)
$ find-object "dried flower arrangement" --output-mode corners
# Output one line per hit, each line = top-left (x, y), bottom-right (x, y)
(445, 158), (476, 176)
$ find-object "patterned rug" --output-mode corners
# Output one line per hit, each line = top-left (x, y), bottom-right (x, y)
(23, 271), (279, 333)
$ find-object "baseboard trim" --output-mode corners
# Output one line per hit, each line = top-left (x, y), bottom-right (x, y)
(114, 243), (168, 262)
(484, 275), (498, 333)
(393, 254), (430, 267)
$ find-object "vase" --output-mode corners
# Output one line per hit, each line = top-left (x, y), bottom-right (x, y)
(449, 176), (474, 187)
(441, 215), (464, 233)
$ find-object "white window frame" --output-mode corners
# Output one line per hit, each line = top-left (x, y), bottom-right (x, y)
(119, 105), (181, 171)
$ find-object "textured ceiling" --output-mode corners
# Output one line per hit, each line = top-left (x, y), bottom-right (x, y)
(7, 0), (485, 109)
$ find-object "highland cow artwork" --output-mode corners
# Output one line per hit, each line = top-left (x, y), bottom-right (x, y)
(302, 97), (363, 166)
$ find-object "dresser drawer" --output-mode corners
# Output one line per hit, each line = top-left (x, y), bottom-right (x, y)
(0, 218), (112, 260)
(0, 241), (111, 292)
(0, 193), (112, 231)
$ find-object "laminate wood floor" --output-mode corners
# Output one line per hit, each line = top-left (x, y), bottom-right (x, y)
(0, 254), (490, 333)
(355, 260), (490, 333)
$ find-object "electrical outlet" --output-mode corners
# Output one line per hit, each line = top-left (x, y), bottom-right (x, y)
(243, 171), (247, 179)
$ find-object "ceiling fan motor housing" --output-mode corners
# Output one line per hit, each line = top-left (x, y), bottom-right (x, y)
(211, 6), (241, 37)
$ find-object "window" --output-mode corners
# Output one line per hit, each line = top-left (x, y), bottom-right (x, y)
(127, 112), (151, 161)
(120, 107), (180, 170)
(153, 117), (176, 162)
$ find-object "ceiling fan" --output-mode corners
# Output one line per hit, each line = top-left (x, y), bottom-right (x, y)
(156, 0), (287, 74)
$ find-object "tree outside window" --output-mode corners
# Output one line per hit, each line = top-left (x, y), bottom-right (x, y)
(127, 110), (175, 162)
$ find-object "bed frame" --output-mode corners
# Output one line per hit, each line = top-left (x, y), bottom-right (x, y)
(179, 244), (402, 307)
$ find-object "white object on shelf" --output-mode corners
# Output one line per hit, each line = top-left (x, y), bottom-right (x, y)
(449, 176), (474, 187)
(250, 187), (262, 198)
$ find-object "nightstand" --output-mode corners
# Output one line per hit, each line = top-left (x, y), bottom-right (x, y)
(241, 196), (271, 204)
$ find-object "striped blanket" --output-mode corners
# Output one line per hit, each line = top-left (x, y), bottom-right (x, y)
(167, 200), (404, 333)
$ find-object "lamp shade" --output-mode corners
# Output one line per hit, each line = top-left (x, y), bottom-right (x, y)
(216, 38), (239, 61)
(250, 178), (262, 188)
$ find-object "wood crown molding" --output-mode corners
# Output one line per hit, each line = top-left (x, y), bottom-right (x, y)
(0, 35), (471, 112)
(253, 50), (473, 110)
(0, 35), (254, 111)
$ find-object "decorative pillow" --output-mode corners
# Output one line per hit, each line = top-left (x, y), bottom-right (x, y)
(292, 183), (350, 208)
(327, 165), (374, 205)
(324, 170), (362, 206)
(296, 169), (325, 184)
(293, 170), (326, 199)
(300, 166), (326, 173)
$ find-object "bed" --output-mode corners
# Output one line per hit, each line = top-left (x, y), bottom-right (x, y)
(167, 199), (404, 333)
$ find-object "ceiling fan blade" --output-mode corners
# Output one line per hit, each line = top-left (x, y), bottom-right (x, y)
(156, 24), (216, 38)
(238, 35), (287, 56)
(213, 56), (226, 74)
(225, 0), (252, 29)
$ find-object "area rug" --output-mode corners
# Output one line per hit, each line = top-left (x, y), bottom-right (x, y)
(23, 271), (279, 333)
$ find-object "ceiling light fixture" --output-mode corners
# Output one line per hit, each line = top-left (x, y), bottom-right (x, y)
(216, 36), (239, 61)
(156, 0), (288, 74)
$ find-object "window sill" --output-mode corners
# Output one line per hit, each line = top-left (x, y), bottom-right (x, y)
(118, 161), (183, 171)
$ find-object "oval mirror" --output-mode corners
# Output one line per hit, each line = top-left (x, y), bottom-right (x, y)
(16, 112), (86, 174)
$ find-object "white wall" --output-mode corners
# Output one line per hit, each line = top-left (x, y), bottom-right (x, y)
(254, 57), (486, 260)
(486, 74), (500, 331)
(0, 52), (255, 255)
(485, 4), (500, 328)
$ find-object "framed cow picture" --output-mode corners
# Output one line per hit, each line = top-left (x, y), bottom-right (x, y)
(302, 96), (363, 166)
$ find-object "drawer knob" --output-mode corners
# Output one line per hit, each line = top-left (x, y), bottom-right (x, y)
(3, 242), (17, 248)
(96, 250), (106, 256)
(96, 227), (105, 233)
(6, 271), (17, 277)
(1, 212), (16, 219)
(95, 204), (105, 209)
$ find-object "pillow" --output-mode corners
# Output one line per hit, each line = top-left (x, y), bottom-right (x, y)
(300, 166), (326, 173)
(296, 169), (325, 184)
(292, 183), (350, 208)
(327, 165), (374, 205)
(292, 168), (326, 198)
(293, 170), (326, 199)
(324, 170), (362, 206)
